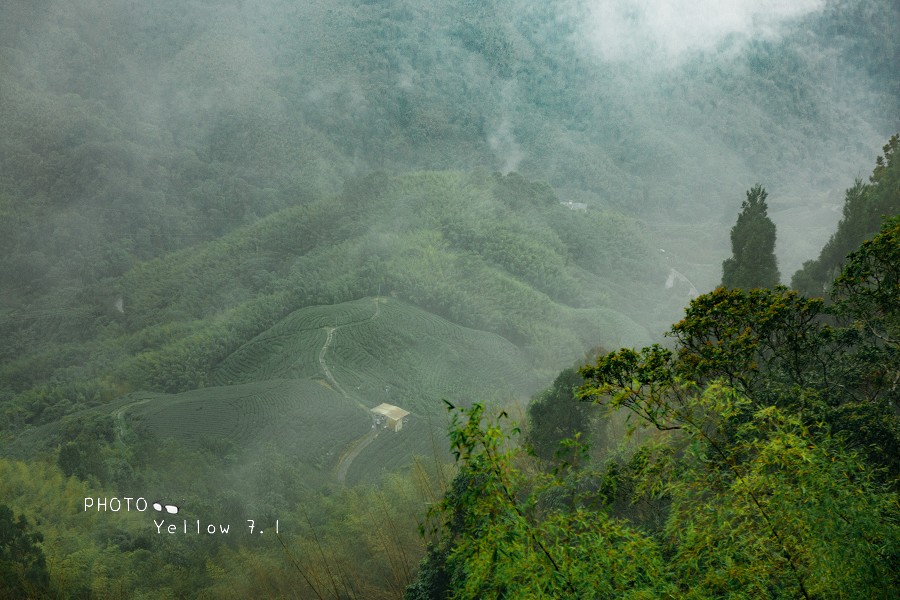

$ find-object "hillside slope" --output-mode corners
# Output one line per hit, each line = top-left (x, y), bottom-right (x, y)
(1, 0), (896, 308)
(6, 296), (543, 489)
(2, 170), (668, 491)
(1, 170), (661, 427)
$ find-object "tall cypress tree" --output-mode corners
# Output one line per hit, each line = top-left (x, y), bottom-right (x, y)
(722, 184), (780, 289)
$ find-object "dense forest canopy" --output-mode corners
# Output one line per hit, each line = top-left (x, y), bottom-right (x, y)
(0, 0), (898, 597)
(411, 194), (900, 598)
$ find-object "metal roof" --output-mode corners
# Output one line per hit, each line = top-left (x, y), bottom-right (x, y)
(371, 403), (410, 420)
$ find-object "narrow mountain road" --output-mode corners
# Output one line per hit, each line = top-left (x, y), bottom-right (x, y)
(112, 394), (155, 443)
(324, 298), (384, 483)
(334, 427), (379, 484)
(319, 326), (352, 399)
(666, 267), (700, 298)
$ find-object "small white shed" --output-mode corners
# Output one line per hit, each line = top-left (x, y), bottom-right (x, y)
(371, 403), (410, 432)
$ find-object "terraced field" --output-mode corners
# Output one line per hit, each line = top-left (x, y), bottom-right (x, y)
(127, 379), (371, 470)
(56, 297), (560, 490)
(212, 297), (541, 416)
(211, 299), (380, 385)
(6, 297), (643, 490)
(329, 304), (536, 412)
(344, 415), (451, 486)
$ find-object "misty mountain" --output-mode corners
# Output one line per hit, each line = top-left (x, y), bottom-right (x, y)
(0, 1), (898, 597)
(1, 0), (897, 310)
(1, 170), (661, 425)
(792, 134), (900, 295)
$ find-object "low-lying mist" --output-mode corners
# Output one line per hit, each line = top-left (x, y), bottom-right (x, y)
(0, 3), (897, 598)
(2, 0), (895, 302)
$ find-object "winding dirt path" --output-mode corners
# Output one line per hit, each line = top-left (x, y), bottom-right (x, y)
(334, 427), (379, 484)
(324, 298), (384, 483)
(319, 326), (352, 398)
(112, 394), (155, 443)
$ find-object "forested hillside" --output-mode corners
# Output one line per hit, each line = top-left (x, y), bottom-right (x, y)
(1, 0), (897, 306)
(792, 134), (900, 295)
(410, 170), (900, 599)
(1, 170), (660, 428)
(0, 0), (898, 597)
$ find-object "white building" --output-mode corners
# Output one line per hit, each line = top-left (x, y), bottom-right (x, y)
(371, 403), (410, 432)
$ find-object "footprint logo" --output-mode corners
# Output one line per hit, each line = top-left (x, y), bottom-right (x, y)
(152, 502), (179, 515)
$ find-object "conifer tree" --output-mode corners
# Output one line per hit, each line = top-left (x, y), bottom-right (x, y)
(722, 184), (780, 288)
